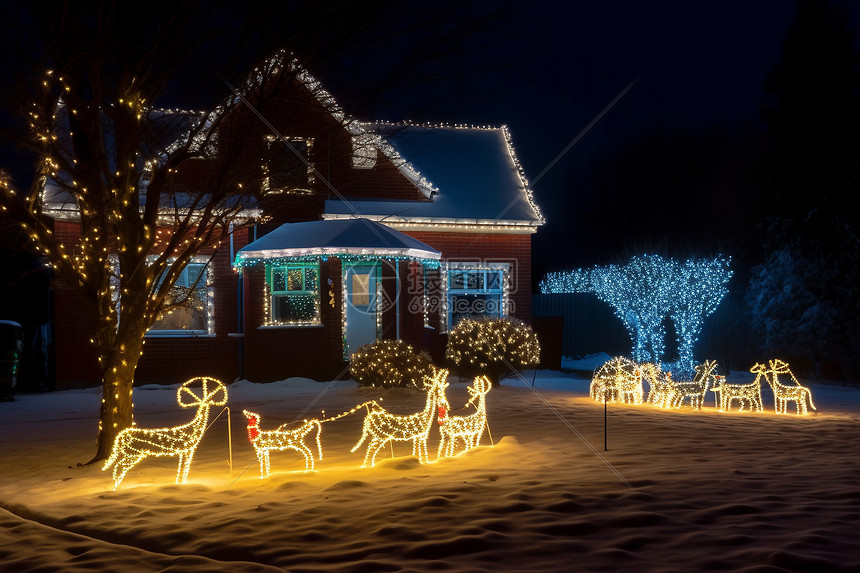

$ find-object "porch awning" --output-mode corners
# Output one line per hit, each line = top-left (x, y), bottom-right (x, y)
(233, 218), (442, 268)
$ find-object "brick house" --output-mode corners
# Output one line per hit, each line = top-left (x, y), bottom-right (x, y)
(46, 53), (545, 387)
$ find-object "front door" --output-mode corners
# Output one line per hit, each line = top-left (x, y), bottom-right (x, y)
(345, 264), (378, 357)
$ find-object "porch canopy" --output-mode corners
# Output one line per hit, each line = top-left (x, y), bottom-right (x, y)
(233, 218), (441, 268)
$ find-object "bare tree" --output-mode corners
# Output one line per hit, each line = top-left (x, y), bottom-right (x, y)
(0, 10), (272, 462)
(0, 1), (509, 463)
(0, 1), (373, 462)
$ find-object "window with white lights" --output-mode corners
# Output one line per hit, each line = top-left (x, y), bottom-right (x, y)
(148, 260), (212, 336)
(446, 263), (509, 329)
(267, 263), (321, 325)
(261, 135), (315, 194)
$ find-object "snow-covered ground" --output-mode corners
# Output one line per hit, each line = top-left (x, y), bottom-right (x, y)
(1, 364), (859, 572)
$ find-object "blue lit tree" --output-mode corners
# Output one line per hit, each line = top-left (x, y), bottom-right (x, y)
(540, 255), (732, 373)
(670, 257), (733, 372)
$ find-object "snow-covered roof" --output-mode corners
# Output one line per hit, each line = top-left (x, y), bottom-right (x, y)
(233, 218), (441, 268)
(324, 124), (544, 232)
(38, 51), (332, 223)
(39, 180), (261, 223)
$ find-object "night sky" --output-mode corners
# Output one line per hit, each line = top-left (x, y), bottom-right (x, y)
(451, 1), (860, 273)
(2, 0), (859, 379)
(2, 0), (859, 272)
(258, 0), (860, 273)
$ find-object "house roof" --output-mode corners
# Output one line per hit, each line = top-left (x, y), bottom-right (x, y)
(324, 124), (544, 232)
(38, 54), (544, 234)
(233, 218), (442, 268)
(39, 180), (260, 223)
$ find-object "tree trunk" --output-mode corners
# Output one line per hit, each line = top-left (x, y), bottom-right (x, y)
(88, 334), (145, 464)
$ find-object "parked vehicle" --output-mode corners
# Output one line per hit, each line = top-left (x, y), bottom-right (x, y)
(1, 320), (24, 401)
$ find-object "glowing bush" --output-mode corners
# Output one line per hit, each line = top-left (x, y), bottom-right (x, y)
(445, 317), (540, 386)
(349, 339), (435, 388)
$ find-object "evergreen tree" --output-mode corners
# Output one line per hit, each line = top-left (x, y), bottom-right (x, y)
(752, 0), (860, 377)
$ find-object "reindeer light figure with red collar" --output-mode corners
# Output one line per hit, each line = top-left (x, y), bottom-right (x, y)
(103, 377), (227, 490)
(352, 368), (450, 467)
(243, 411), (322, 477)
(242, 399), (379, 477)
(641, 362), (675, 408)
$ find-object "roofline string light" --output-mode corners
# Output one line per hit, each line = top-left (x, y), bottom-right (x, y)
(336, 121), (544, 229)
(234, 250), (441, 270)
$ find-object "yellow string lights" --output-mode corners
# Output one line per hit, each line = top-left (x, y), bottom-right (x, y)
(591, 357), (723, 411)
(753, 359), (817, 415)
(590, 356), (642, 404)
(710, 374), (764, 412)
(589, 357), (818, 417)
(666, 360), (719, 410)
(640, 362), (675, 408)
(102, 377), (228, 489)
(437, 375), (492, 458)
(243, 410), (322, 477)
(351, 368), (450, 467)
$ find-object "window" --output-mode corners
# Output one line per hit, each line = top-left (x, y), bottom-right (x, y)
(267, 263), (320, 325)
(261, 135), (315, 195)
(446, 263), (509, 328)
(149, 261), (212, 335)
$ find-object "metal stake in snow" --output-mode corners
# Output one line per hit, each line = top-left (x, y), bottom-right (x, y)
(205, 406), (233, 476)
(604, 388), (608, 452)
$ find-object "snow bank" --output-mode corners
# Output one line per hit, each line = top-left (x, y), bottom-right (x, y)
(1, 370), (859, 572)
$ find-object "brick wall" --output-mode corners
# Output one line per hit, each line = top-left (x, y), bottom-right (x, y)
(52, 221), (101, 387)
(242, 258), (347, 382)
(51, 223), (251, 388)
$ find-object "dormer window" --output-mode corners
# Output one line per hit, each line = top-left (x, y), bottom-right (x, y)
(261, 135), (315, 195)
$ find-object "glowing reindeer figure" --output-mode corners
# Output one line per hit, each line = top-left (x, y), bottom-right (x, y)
(352, 368), (450, 467)
(710, 373), (764, 413)
(640, 362), (675, 408)
(667, 360), (719, 410)
(590, 356), (641, 404)
(243, 411), (322, 477)
(755, 359), (816, 415)
(438, 375), (492, 458)
(103, 377), (228, 490)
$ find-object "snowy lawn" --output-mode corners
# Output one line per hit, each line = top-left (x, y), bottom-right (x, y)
(1, 366), (859, 572)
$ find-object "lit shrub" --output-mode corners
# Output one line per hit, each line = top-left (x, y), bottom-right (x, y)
(349, 339), (436, 388)
(445, 317), (541, 386)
